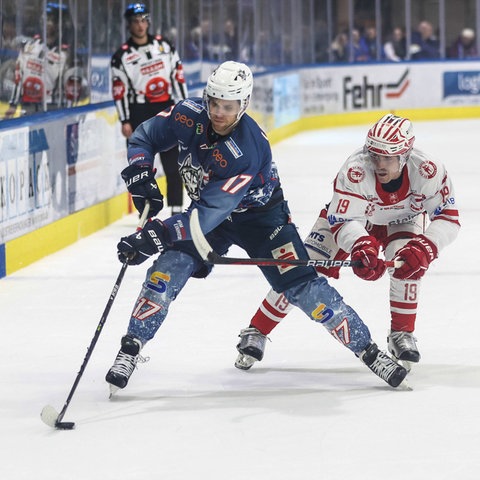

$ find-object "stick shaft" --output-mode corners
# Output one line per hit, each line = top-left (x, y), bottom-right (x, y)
(189, 208), (402, 269)
(54, 202), (151, 424)
(209, 254), (399, 268)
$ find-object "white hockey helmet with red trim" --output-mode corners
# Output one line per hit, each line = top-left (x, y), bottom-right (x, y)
(365, 114), (415, 158)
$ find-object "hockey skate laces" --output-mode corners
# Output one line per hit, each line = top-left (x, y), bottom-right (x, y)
(110, 352), (150, 376)
(369, 355), (399, 380)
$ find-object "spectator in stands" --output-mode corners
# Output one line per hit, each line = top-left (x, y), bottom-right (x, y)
(223, 19), (238, 60)
(447, 28), (478, 59)
(383, 27), (407, 61)
(410, 20), (440, 60)
(200, 18), (215, 60)
(1, 15), (19, 55)
(185, 26), (201, 60)
(362, 26), (379, 60)
(330, 31), (348, 62)
(0, 15), (23, 104)
(351, 28), (371, 62)
(330, 32), (349, 62)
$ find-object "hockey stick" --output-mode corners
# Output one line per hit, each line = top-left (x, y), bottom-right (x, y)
(189, 208), (402, 269)
(40, 201), (151, 430)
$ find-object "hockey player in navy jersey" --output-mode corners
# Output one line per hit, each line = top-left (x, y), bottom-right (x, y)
(234, 114), (460, 372)
(105, 61), (408, 394)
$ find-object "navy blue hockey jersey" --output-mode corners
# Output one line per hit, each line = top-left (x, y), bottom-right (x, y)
(126, 97), (281, 243)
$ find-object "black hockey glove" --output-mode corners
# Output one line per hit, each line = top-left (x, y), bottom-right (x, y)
(117, 219), (172, 265)
(121, 164), (164, 217)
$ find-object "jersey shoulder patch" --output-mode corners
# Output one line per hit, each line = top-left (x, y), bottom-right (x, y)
(182, 98), (203, 114)
(346, 164), (367, 183)
(417, 160), (438, 179)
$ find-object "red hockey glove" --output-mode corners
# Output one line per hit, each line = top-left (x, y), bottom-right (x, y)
(117, 219), (172, 265)
(393, 235), (438, 280)
(121, 164), (164, 217)
(351, 235), (386, 281)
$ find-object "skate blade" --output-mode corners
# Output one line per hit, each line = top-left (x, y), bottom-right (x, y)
(108, 384), (120, 399)
(392, 355), (415, 373)
(401, 360), (413, 372)
(398, 377), (413, 391)
(235, 354), (256, 370)
(391, 356), (414, 390)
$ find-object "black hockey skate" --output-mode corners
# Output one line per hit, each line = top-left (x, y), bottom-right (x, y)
(106, 335), (143, 395)
(359, 342), (408, 388)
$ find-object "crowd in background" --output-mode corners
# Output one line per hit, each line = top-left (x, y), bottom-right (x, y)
(1, 0), (479, 120)
(330, 21), (478, 63)
(179, 16), (478, 64)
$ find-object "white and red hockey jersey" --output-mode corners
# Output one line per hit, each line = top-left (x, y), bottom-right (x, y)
(327, 147), (460, 254)
(9, 35), (68, 107)
(111, 34), (187, 123)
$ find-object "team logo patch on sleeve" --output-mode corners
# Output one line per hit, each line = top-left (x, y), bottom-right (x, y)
(183, 99), (203, 113)
(347, 166), (365, 183)
(419, 160), (437, 179)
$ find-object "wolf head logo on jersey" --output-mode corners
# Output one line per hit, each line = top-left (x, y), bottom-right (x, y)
(179, 153), (208, 201)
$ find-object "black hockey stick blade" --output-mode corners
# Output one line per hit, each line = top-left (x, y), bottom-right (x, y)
(189, 208), (401, 268)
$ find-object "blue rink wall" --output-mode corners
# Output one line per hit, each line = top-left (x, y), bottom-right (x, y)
(1, 61), (480, 278)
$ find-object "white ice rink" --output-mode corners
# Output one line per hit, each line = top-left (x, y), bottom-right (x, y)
(1, 119), (479, 480)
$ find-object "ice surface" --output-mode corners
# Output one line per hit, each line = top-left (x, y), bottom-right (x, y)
(1, 119), (479, 480)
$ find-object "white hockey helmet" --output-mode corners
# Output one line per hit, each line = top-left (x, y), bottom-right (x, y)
(203, 61), (253, 121)
(365, 114), (415, 169)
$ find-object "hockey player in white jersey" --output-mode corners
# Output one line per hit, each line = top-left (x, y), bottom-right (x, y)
(4, 3), (71, 117)
(235, 113), (460, 371)
(111, 3), (188, 215)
